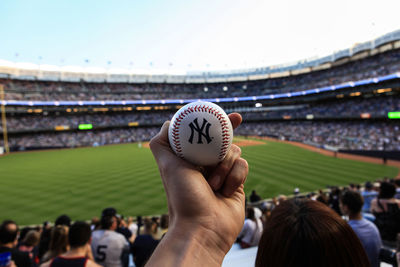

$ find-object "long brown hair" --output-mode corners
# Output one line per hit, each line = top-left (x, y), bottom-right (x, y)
(255, 199), (370, 267)
(42, 225), (69, 261)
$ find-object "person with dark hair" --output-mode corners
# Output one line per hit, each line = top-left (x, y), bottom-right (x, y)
(249, 190), (261, 203)
(40, 222), (100, 267)
(54, 215), (71, 228)
(237, 207), (263, 248)
(40, 225), (69, 264)
(116, 217), (133, 243)
(131, 218), (159, 267)
(362, 181), (378, 213)
(328, 187), (342, 215)
(370, 182), (400, 243)
(0, 220), (31, 267)
(37, 222), (52, 261)
(91, 208), (129, 267)
(158, 214), (169, 238)
(340, 191), (382, 267)
(255, 199), (370, 267)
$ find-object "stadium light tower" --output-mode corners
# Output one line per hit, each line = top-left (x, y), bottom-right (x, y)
(0, 84), (10, 154)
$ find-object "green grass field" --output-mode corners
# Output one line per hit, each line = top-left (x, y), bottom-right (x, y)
(0, 139), (398, 225)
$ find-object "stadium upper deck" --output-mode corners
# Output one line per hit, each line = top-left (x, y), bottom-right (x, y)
(1, 47), (400, 105)
(1, 29), (400, 85)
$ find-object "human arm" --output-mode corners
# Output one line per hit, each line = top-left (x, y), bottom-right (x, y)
(370, 198), (379, 213)
(85, 243), (94, 261)
(146, 113), (248, 267)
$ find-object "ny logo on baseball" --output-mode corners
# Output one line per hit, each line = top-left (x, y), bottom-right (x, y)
(188, 118), (212, 144)
(169, 101), (233, 166)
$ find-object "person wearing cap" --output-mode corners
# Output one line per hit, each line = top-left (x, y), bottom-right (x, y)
(361, 182), (378, 213)
(91, 208), (129, 267)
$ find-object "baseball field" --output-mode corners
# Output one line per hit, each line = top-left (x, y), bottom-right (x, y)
(0, 137), (398, 225)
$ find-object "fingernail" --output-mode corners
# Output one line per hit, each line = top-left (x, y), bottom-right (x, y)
(211, 175), (221, 189)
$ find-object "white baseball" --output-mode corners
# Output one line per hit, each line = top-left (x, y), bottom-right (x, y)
(168, 101), (233, 166)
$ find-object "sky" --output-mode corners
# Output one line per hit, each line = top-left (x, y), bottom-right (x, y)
(1, 0), (400, 72)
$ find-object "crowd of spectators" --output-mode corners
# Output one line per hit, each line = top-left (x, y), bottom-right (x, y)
(2, 48), (400, 101)
(242, 95), (400, 120)
(0, 209), (169, 267)
(249, 178), (400, 266)
(2, 94), (399, 133)
(1, 118), (399, 151)
(1, 178), (399, 267)
(1, 120), (399, 151)
(3, 113), (164, 131)
(1, 128), (159, 150)
(237, 121), (400, 150)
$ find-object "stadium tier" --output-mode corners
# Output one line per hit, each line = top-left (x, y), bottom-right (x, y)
(1, 35), (400, 157)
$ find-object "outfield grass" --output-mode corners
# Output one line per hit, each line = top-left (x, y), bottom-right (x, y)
(0, 140), (398, 225)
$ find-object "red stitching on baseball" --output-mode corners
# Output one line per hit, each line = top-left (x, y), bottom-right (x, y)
(171, 103), (231, 163)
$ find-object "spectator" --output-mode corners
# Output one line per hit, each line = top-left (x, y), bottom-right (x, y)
(371, 182), (400, 243)
(91, 217), (100, 231)
(328, 187), (342, 215)
(91, 208), (129, 267)
(18, 230), (40, 266)
(37, 222), (51, 261)
(40, 225), (69, 263)
(40, 221), (100, 267)
(340, 191), (382, 267)
(255, 199), (370, 267)
(362, 182), (378, 213)
(237, 207), (263, 248)
(0, 220), (31, 267)
(395, 178), (400, 199)
(130, 218), (159, 267)
(54, 215), (71, 228)
(158, 214), (169, 239)
(126, 217), (137, 240)
(116, 217), (133, 243)
(249, 190), (262, 203)
(316, 193), (329, 205)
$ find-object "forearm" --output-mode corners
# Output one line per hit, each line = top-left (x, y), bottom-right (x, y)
(146, 223), (227, 267)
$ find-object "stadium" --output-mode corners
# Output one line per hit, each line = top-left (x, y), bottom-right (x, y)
(1, 2), (400, 267)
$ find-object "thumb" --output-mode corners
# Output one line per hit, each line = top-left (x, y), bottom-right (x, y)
(149, 121), (193, 171)
(149, 121), (171, 156)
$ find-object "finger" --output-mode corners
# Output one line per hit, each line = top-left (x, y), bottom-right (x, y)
(221, 157), (249, 197)
(208, 145), (241, 190)
(228, 113), (242, 130)
(149, 121), (170, 151)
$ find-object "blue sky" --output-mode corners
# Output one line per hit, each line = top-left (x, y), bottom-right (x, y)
(1, 0), (400, 71)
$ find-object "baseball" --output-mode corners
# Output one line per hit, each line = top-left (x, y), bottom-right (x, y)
(168, 101), (233, 166)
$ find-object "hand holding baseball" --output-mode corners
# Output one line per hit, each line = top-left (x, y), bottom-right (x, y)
(147, 113), (248, 267)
